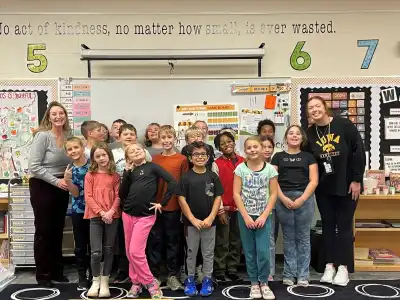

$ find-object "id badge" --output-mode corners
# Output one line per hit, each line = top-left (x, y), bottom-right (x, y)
(323, 156), (335, 175)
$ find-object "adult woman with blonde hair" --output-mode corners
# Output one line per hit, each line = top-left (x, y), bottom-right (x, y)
(28, 101), (72, 287)
(305, 96), (365, 287)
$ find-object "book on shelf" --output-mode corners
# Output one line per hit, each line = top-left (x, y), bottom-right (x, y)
(355, 221), (390, 228)
(382, 220), (400, 228)
(355, 259), (374, 266)
(355, 247), (374, 266)
(369, 248), (400, 265)
(0, 212), (6, 234)
(355, 247), (369, 260)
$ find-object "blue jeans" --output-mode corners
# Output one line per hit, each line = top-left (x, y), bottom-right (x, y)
(238, 214), (271, 283)
(269, 209), (279, 277)
(276, 191), (315, 281)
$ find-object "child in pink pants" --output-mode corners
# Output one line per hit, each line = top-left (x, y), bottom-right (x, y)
(118, 143), (176, 299)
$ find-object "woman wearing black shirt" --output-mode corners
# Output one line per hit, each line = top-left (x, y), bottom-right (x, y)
(306, 96), (365, 287)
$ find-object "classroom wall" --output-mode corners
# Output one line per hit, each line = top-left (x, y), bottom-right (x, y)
(0, 0), (399, 79)
(0, 0), (389, 253)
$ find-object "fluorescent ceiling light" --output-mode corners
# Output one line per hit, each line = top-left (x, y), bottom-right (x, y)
(80, 47), (265, 61)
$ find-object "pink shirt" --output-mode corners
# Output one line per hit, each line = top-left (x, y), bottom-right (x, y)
(84, 172), (121, 219)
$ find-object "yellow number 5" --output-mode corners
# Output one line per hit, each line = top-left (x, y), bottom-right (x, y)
(27, 44), (48, 73)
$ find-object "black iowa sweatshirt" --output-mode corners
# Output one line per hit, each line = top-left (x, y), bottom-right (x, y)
(119, 162), (177, 216)
(305, 117), (366, 196)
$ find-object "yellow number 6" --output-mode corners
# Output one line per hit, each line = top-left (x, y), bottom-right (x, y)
(27, 44), (48, 73)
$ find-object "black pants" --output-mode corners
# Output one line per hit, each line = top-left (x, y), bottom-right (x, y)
(29, 178), (69, 282)
(117, 218), (129, 273)
(147, 210), (181, 277)
(316, 188), (357, 272)
(71, 213), (90, 278)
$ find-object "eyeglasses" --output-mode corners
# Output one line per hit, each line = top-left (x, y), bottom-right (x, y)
(191, 152), (208, 157)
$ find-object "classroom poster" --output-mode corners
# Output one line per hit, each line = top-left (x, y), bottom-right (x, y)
(0, 80), (57, 181)
(59, 81), (92, 136)
(173, 103), (239, 150)
(298, 86), (372, 169)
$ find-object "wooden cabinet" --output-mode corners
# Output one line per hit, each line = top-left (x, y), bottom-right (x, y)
(354, 194), (400, 272)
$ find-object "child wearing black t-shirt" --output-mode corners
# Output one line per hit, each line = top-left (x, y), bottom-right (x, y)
(271, 125), (318, 287)
(177, 141), (223, 297)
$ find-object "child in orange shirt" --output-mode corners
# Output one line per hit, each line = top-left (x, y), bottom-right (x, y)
(148, 125), (189, 290)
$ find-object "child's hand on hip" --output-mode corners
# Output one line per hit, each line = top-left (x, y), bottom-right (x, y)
(149, 203), (162, 215)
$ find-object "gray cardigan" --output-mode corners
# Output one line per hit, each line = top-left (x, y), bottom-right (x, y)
(28, 131), (72, 186)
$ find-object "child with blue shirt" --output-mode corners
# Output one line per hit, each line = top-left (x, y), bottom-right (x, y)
(64, 137), (91, 290)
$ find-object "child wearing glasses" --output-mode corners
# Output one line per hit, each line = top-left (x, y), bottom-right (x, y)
(177, 141), (223, 297)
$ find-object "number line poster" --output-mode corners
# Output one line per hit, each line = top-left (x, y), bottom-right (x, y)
(173, 103), (239, 150)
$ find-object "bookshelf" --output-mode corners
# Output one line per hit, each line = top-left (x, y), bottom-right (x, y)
(0, 198), (8, 265)
(354, 194), (400, 272)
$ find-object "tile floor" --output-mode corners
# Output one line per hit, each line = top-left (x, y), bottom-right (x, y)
(11, 262), (400, 284)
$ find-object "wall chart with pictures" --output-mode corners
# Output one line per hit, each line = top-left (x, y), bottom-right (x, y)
(0, 79), (58, 182)
(291, 77), (400, 172)
(378, 86), (400, 175)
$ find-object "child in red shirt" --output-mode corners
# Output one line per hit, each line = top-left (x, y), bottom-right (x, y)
(213, 131), (245, 282)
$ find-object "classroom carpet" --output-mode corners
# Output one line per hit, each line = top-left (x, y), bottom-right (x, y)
(2, 280), (400, 300)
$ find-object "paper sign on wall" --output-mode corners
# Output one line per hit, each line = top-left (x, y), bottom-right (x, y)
(381, 87), (398, 104)
(390, 145), (400, 153)
(384, 117), (400, 140)
(383, 155), (400, 176)
(390, 108), (400, 115)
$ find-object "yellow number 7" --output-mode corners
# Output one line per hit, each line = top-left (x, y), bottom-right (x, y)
(27, 44), (48, 73)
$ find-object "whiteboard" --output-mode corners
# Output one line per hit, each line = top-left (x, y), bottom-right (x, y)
(61, 78), (291, 149)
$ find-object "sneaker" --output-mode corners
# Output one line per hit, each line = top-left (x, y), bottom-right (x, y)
(249, 284), (262, 299)
(114, 271), (130, 283)
(332, 265), (349, 286)
(167, 276), (183, 291)
(127, 283), (142, 298)
(268, 275), (274, 282)
(37, 280), (53, 288)
(214, 274), (226, 282)
(320, 264), (336, 284)
(196, 265), (204, 284)
(184, 275), (198, 297)
(154, 278), (162, 287)
(146, 279), (163, 299)
(226, 273), (242, 282)
(283, 279), (294, 286)
(179, 265), (187, 283)
(52, 275), (69, 283)
(199, 276), (214, 297)
(297, 280), (309, 287)
(77, 276), (89, 291)
(260, 284), (275, 300)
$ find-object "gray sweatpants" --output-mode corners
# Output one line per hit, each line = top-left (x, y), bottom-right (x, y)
(90, 217), (119, 277)
(186, 226), (216, 278)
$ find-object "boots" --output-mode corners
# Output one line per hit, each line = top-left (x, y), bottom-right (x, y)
(99, 275), (111, 298)
(87, 276), (100, 297)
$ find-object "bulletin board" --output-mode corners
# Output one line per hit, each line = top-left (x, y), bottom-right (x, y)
(0, 79), (58, 183)
(60, 78), (291, 154)
(291, 77), (400, 172)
